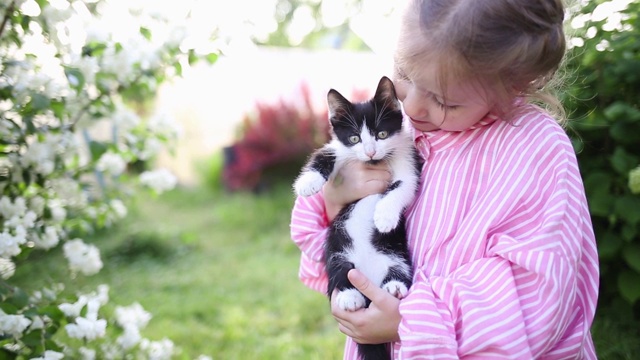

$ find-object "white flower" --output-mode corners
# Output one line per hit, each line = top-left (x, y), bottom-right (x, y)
(30, 350), (64, 360)
(0, 228), (27, 258)
(140, 338), (175, 360)
(110, 199), (127, 219)
(79, 347), (96, 360)
(29, 316), (45, 330)
(197, 356), (213, 360)
(21, 140), (56, 176)
(0, 258), (16, 279)
(115, 302), (151, 329)
(139, 168), (177, 194)
(0, 196), (26, 219)
(29, 196), (46, 216)
(117, 323), (141, 350)
(48, 199), (67, 223)
(0, 312), (31, 338)
(65, 316), (107, 341)
(63, 239), (103, 276)
(59, 296), (88, 318)
(33, 226), (60, 250)
(96, 152), (127, 176)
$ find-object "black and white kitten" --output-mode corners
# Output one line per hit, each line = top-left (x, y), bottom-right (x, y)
(293, 76), (421, 360)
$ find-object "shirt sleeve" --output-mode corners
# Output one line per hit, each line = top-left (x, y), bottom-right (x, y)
(396, 131), (598, 359)
(290, 192), (330, 294)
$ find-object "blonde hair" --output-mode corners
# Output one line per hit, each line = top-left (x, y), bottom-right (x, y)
(396, 0), (568, 123)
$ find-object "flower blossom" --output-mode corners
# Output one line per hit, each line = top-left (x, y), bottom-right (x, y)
(115, 302), (152, 329)
(30, 350), (64, 360)
(96, 152), (127, 176)
(0, 312), (31, 338)
(0, 257), (16, 279)
(140, 338), (175, 360)
(139, 168), (177, 194)
(63, 239), (103, 275)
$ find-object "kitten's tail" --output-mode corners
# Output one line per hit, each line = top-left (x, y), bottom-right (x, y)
(358, 343), (390, 360)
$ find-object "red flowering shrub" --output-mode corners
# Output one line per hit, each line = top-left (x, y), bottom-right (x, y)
(223, 82), (369, 192)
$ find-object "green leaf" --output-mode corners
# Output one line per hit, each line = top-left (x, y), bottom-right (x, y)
(623, 243), (640, 273)
(597, 230), (623, 259)
(64, 66), (85, 92)
(21, 329), (43, 348)
(8, 287), (29, 309)
(206, 52), (219, 65)
(614, 196), (640, 225)
(617, 269), (640, 304)
(30, 93), (50, 112)
(140, 27), (152, 40)
(610, 147), (639, 175)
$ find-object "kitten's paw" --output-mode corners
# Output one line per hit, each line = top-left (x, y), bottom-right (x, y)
(382, 281), (409, 299)
(335, 289), (366, 311)
(373, 208), (400, 233)
(294, 172), (326, 197)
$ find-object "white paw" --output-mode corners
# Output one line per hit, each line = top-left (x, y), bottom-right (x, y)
(382, 280), (409, 299)
(373, 207), (400, 233)
(294, 172), (326, 197)
(335, 289), (366, 311)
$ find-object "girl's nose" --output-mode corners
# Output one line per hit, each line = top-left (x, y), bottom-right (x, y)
(401, 88), (428, 120)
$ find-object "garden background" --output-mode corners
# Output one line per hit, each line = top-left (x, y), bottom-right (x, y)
(1, 0), (639, 359)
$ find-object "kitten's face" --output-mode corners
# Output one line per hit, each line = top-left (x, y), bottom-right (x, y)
(328, 77), (404, 162)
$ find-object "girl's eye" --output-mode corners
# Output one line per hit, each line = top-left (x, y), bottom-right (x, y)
(349, 135), (360, 144)
(377, 131), (388, 139)
(431, 95), (459, 111)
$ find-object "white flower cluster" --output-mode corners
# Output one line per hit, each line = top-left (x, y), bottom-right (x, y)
(140, 168), (178, 194)
(63, 239), (103, 276)
(0, 0), (219, 357)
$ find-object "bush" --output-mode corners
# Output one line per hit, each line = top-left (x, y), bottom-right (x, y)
(0, 0), (217, 358)
(563, 0), (640, 315)
(223, 83), (328, 192)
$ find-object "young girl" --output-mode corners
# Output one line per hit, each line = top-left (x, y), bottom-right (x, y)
(290, 0), (599, 358)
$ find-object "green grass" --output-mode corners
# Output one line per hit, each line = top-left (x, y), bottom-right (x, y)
(10, 183), (640, 359)
(11, 184), (343, 359)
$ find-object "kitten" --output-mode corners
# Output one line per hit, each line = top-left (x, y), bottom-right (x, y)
(293, 76), (421, 360)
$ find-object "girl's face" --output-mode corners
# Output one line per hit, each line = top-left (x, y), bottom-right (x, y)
(391, 9), (494, 133)
(392, 60), (494, 133)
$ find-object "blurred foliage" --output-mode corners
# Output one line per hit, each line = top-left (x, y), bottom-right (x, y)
(257, 0), (371, 50)
(563, 0), (640, 317)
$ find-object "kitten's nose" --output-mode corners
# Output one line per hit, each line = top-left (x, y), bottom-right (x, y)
(366, 150), (376, 158)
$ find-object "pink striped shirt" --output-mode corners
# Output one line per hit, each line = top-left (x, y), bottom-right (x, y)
(290, 105), (599, 359)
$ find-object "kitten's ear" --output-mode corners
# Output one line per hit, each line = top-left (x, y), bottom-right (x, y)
(373, 76), (401, 112)
(327, 89), (351, 121)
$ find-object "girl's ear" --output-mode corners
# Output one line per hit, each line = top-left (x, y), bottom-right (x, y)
(373, 76), (402, 113)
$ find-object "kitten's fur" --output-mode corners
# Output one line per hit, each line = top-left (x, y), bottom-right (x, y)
(294, 76), (421, 360)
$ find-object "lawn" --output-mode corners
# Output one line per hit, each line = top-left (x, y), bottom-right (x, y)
(10, 183), (640, 359)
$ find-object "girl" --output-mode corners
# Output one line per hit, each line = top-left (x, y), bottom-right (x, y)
(290, 0), (599, 358)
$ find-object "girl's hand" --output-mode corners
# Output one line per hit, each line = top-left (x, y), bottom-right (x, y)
(331, 269), (402, 344)
(323, 161), (391, 221)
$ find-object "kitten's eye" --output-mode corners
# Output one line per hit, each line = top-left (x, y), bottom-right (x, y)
(349, 135), (360, 144)
(377, 131), (388, 139)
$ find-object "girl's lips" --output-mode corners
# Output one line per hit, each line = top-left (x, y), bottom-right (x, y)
(410, 117), (429, 124)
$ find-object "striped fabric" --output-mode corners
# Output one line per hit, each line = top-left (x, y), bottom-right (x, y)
(290, 105), (599, 359)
